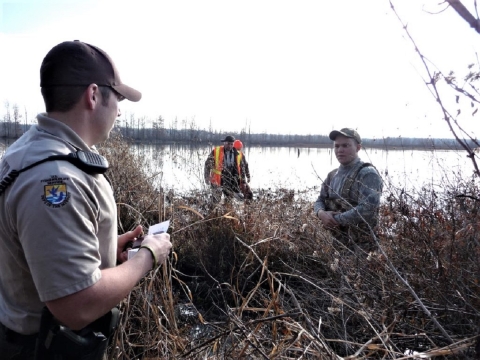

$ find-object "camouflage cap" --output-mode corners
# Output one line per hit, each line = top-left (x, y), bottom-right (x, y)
(329, 128), (362, 144)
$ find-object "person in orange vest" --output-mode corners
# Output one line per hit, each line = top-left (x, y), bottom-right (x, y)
(204, 135), (248, 203)
(233, 139), (253, 200)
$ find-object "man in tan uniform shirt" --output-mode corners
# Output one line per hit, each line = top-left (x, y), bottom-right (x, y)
(0, 41), (172, 359)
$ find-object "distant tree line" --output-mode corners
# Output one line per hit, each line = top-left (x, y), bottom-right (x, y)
(1, 103), (476, 150)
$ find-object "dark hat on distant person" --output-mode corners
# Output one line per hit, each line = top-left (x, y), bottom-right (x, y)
(40, 40), (142, 102)
(329, 128), (362, 144)
(221, 135), (235, 142)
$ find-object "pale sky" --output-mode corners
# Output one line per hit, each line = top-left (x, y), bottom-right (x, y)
(1, 0), (479, 139)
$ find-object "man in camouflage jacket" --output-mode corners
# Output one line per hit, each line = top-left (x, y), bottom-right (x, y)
(314, 128), (383, 251)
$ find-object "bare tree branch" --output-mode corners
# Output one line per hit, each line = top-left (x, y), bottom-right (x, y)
(446, 0), (480, 33)
(389, 0), (480, 177)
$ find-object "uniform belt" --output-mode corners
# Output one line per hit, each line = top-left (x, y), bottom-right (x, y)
(0, 321), (38, 344)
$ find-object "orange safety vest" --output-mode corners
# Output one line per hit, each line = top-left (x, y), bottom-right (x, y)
(210, 146), (242, 185)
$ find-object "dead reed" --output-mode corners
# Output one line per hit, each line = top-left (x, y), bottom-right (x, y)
(100, 132), (480, 359)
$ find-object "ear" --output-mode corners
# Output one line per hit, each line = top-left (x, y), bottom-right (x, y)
(85, 84), (100, 110)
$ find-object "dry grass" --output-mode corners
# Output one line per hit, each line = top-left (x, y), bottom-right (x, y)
(99, 132), (480, 359)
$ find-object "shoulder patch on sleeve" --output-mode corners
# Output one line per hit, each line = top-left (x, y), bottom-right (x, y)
(40, 175), (71, 208)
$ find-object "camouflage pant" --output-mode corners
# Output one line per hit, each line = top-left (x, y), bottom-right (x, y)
(332, 227), (382, 308)
(210, 185), (239, 203)
(331, 225), (377, 254)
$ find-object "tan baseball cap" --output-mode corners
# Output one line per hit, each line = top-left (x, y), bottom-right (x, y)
(329, 128), (362, 144)
(40, 40), (141, 102)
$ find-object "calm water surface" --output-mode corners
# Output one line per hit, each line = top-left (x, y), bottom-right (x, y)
(134, 144), (475, 196)
(0, 141), (472, 200)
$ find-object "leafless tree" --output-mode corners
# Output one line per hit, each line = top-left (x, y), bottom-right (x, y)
(390, 0), (480, 176)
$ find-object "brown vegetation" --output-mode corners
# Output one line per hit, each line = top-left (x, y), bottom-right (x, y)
(100, 131), (479, 359)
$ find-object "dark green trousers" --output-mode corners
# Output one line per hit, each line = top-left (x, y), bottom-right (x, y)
(0, 321), (37, 360)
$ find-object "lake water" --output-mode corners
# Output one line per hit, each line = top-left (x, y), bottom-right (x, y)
(134, 144), (476, 197)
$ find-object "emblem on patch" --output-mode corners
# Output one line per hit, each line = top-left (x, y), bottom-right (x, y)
(42, 183), (70, 207)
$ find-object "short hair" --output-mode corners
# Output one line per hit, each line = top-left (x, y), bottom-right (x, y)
(41, 85), (112, 112)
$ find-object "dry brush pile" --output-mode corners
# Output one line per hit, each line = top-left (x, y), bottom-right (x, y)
(100, 132), (480, 359)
